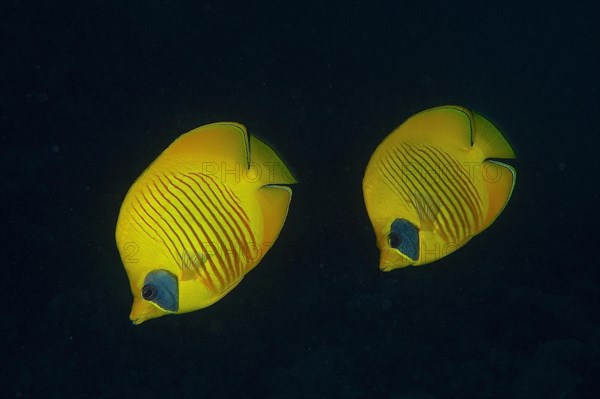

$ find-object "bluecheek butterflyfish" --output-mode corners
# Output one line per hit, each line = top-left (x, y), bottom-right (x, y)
(116, 123), (296, 324)
(363, 105), (516, 271)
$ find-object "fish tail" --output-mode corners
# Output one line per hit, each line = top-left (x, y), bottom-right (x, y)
(472, 112), (516, 160)
(249, 134), (297, 187)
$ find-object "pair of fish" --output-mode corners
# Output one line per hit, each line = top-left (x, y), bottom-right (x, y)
(115, 106), (516, 324)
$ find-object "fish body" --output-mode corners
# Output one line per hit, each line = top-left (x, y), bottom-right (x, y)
(363, 106), (516, 271)
(116, 122), (295, 324)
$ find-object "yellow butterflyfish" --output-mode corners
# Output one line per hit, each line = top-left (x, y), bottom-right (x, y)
(363, 105), (516, 271)
(116, 122), (296, 324)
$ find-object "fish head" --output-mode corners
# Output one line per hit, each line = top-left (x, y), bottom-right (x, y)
(377, 218), (420, 271)
(130, 297), (169, 325)
(127, 268), (179, 325)
(126, 267), (227, 325)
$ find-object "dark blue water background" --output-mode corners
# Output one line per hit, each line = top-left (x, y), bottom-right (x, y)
(1, 1), (599, 398)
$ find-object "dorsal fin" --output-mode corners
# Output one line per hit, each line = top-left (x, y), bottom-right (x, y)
(151, 122), (251, 175)
(472, 113), (516, 159)
(389, 105), (474, 149)
(249, 134), (297, 186)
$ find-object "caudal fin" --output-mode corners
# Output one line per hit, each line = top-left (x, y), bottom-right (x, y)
(250, 134), (297, 186)
(473, 112), (516, 159)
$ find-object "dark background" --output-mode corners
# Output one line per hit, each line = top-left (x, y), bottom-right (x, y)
(2, 1), (599, 398)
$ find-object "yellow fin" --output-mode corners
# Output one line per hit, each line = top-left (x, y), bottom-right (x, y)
(481, 160), (516, 229)
(473, 113), (516, 159)
(249, 134), (297, 185)
(154, 122), (250, 174)
(471, 111), (516, 230)
(255, 185), (292, 263)
(180, 250), (208, 281)
(413, 192), (439, 231)
(392, 105), (473, 149)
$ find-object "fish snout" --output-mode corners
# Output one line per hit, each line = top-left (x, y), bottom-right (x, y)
(129, 298), (166, 325)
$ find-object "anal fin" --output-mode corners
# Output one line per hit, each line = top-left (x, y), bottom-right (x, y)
(255, 185), (292, 263)
(180, 250), (208, 281)
(413, 192), (439, 232)
(482, 160), (516, 229)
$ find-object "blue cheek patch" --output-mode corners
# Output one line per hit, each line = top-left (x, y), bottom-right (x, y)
(389, 219), (420, 261)
(143, 270), (179, 312)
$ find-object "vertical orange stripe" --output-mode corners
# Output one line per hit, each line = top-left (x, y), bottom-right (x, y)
(376, 161), (413, 205)
(146, 184), (215, 289)
(210, 178), (256, 275)
(425, 146), (480, 232)
(408, 145), (471, 238)
(379, 155), (450, 241)
(170, 174), (238, 283)
(153, 176), (226, 288)
(431, 147), (483, 230)
(181, 173), (246, 279)
(400, 144), (468, 239)
(167, 174), (234, 282)
(390, 146), (460, 242)
(165, 174), (234, 282)
(192, 172), (258, 268)
(137, 187), (216, 292)
(132, 197), (182, 270)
